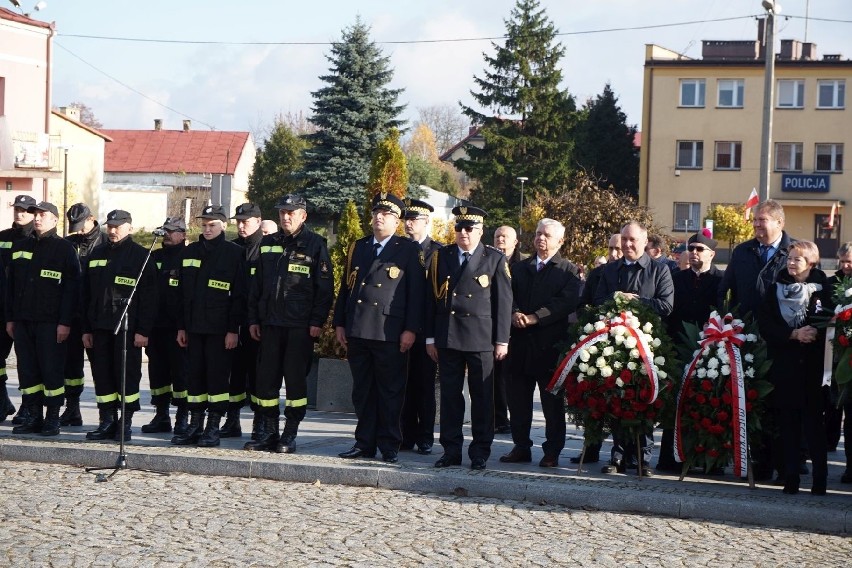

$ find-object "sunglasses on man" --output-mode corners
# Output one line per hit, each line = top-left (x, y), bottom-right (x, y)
(687, 245), (709, 252)
(454, 225), (475, 233)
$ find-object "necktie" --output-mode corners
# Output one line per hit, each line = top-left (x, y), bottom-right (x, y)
(759, 244), (769, 264)
(460, 251), (470, 270)
(374, 242), (382, 257)
(537, 261), (545, 272)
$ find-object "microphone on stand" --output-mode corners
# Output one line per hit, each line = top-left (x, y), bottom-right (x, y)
(152, 228), (167, 237)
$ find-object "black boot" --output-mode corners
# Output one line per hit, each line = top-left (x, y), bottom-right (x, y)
(115, 411), (133, 441)
(244, 414), (279, 451)
(173, 405), (189, 437)
(12, 404), (43, 434)
(250, 413), (262, 440)
(0, 384), (16, 423)
(86, 408), (118, 440)
(198, 411), (222, 447)
(59, 396), (83, 427)
(11, 404), (31, 425)
(275, 419), (299, 454)
(172, 410), (205, 445)
(219, 406), (242, 438)
(40, 405), (61, 436)
(141, 405), (172, 433)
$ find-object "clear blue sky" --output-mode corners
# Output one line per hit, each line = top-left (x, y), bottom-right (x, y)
(21, 0), (851, 137)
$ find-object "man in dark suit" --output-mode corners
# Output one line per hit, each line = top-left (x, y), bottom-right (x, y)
(334, 193), (425, 464)
(595, 220), (674, 476)
(400, 198), (443, 455)
(500, 218), (581, 467)
(425, 206), (512, 470)
(656, 229), (724, 473)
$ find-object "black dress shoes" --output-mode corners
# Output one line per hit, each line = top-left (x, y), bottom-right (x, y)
(539, 455), (559, 468)
(415, 443), (433, 455)
(494, 425), (511, 434)
(470, 457), (487, 470)
(601, 459), (626, 474)
(499, 446), (532, 463)
(434, 455), (462, 468)
(569, 454), (599, 464)
(338, 446), (376, 459)
(382, 451), (399, 464)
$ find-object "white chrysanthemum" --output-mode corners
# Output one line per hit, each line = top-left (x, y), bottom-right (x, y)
(602, 346), (615, 357)
(658, 369), (667, 379)
(627, 362), (637, 371)
(697, 368), (707, 378)
(579, 335), (587, 342)
(594, 321), (606, 331)
(630, 348), (640, 359)
(638, 365), (648, 375)
(745, 367), (755, 378)
(615, 378), (625, 387)
(623, 336), (638, 349)
(583, 323), (594, 334)
(721, 364), (731, 376)
(588, 345), (599, 355)
(745, 334), (757, 342)
(717, 350), (729, 365)
(587, 367), (597, 376)
(654, 356), (666, 365)
(613, 361), (623, 369)
(845, 288), (852, 298)
(652, 338), (661, 348)
(702, 346), (711, 357)
(614, 334), (625, 345)
(576, 374), (585, 382)
(707, 357), (720, 369)
(744, 353), (754, 363)
(579, 350), (590, 362)
(601, 366), (613, 378)
(707, 369), (719, 379)
(596, 356), (607, 369)
(643, 322), (653, 333)
(578, 362), (589, 373)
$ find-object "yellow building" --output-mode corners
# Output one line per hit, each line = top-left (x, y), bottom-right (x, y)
(639, 23), (851, 259)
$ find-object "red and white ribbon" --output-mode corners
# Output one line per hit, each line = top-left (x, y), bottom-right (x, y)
(674, 313), (749, 477)
(547, 312), (659, 403)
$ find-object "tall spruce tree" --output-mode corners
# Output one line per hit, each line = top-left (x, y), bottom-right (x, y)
(301, 18), (405, 216)
(574, 83), (639, 198)
(247, 121), (308, 219)
(456, 0), (576, 226)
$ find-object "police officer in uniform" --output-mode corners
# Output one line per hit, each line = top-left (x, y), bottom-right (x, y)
(141, 217), (189, 435)
(244, 194), (333, 453)
(60, 202), (107, 427)
(425, 206), (512, 470)
(0, 194), (37, 424)
(400, 198), (442, 454)
(334, 193), (425, 464)
(5, 201), (80, 436)
(223, 203), (263, 438)
(173, 205), (246, 447)
(82, 210), (158, 441)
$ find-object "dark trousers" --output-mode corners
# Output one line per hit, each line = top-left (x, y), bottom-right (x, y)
(63, 320), (86, 398)
(776, 406), (828, 486)
(145, 327), (188, 407)
(347, 337), (406, 455)
(0, 326), (12, 385)
(87, 329), (142, 412)
(14, 321), (68, 407)
(401, 341), (437, 447)
(493, 357), (511, 430)
(229, 326), (258, 410)
(254, 325), (312, 422)
(825, 381), (843, 450)
(611, 426), (654, 465)
(438, 348), (495, 461)
(187, 332), (234, 414)
(508, 371), (565, 457)
(657, 428), (676, 467)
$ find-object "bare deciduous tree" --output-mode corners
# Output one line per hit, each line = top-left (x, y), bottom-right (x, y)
(416, 104), (469, 156)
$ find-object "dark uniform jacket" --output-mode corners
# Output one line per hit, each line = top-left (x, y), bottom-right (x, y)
(0, 221), (34, 324)
(232, 229), (263, 280)
(719, 231), (795, 317)
(248, 227), (333, 328)
(425, 243), (512, 352)
(509, 253), (581, 377)
(594, 253), (674, 317)
(66, 222), (107, 260)
(5, 228), (80, 325)
(151, 243), (185, 329)
(179, 232), (246, 335)
(668, 264), (724, 341)
(332, 234), (424, 342)
(580, 263), (605, 309)
(82, 235), (157, 336)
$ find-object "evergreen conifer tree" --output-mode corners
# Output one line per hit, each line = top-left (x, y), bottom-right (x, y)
(364, 128), (409, 232)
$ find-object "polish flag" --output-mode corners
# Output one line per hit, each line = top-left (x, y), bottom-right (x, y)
(828, 202), (838, 229)
(743, 188), (759, 220)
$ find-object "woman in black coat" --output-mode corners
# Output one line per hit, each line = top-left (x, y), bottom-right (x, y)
(757, 240), (828, 495)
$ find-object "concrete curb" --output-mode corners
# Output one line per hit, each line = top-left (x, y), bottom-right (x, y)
(1, 437), (848, 534)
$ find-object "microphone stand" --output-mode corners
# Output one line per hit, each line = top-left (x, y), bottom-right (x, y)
(86, 233), (169, 482)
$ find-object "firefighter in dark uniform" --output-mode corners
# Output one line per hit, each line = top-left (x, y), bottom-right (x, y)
(173, 205), (246, 447)
(0, 194), (37, 425)
(334, 193), (425, 464)
(5, 201), (80, 436)
(425, 206), (512, 470)
(400, 198), (442, 455)
(141, 217), (189, 435)
(82, 210), (158, 441)
(60, 202), (107, 427)
(223, 203), (263, 439)
(244, 194), (333, 453)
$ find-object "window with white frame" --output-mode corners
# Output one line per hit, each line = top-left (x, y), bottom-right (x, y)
(717, 79), (745, 108)
(715, 141), (742, 170)
(777, 79), (805, 108)
(774, 143), (803, 172)
(679, 79), (706, 107)
(673, 202), (701, 232)
(676, 140), (703, 169)
(817, 80), (845, 108)
(815, 143), (844, 172)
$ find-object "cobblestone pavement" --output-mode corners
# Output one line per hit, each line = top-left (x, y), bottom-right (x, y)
(0, 462), (849, 567)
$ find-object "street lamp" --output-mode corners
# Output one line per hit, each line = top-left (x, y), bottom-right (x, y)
(517, 176), (528, 236)
(758, 0), (781, 202)
(57, 145), (71, 236)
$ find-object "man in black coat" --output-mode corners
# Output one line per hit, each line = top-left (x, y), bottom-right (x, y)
(334, 193), (425, 464)
(400, 198), (443, 455)
(595, 221), (674, 476)
(426, 206), (512, 470)
(500, 218), (581, 467)
(656, 229), (724, 473)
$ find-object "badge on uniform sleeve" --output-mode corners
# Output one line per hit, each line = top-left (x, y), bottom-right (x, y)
(477, 274), (490, 287)
(388, 266), (400, 279)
